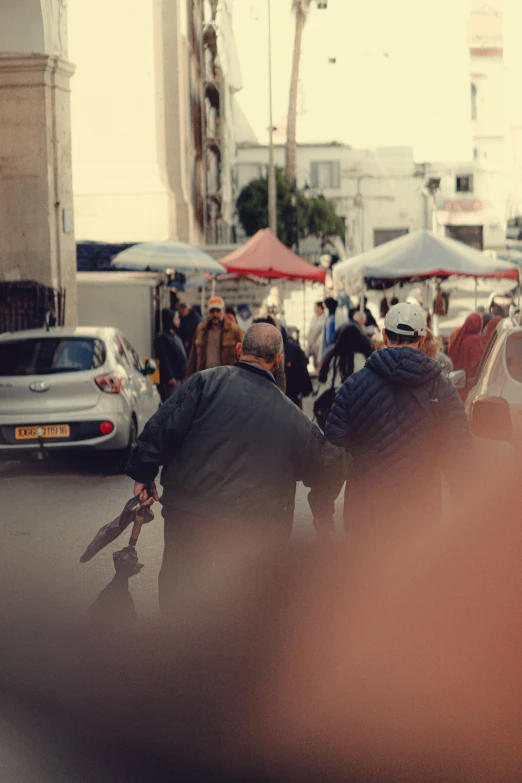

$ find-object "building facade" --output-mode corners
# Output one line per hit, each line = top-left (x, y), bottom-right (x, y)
(68, 0), (241, 247)
(0, 0), (77, 323)
(431, 1), (505, 250)
(235, 2), (517, 256)
(236, 142), (428, 256)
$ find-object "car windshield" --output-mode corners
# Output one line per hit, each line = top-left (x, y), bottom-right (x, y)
(0, 337), (106, 376)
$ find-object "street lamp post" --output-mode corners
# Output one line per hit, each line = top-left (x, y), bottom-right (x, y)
(294, 182), (300, 255)
(267, 0), (277, 235)
(293, 179), (310, 256)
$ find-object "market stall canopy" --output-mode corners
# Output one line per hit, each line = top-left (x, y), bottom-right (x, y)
(111, 240), (226, 275)
(334, 230), (519, 292)
(220, 228), (326, 282)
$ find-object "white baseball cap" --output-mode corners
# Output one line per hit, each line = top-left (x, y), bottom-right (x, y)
(384, 302), (427, 338)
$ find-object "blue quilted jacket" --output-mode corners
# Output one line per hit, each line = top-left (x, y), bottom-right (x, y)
(325, 347), (473, 510)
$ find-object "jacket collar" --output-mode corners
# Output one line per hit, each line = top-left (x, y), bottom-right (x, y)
(205, 317), (224, 332)
(237, 361), (276, 384)
(205, 316), (238, 332)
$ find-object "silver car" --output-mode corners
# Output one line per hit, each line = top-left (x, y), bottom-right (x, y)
(464, 316), (522, 454)
(0, 326), (160, 469)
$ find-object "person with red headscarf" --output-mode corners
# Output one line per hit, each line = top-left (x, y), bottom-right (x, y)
(448, 313), (485, 400)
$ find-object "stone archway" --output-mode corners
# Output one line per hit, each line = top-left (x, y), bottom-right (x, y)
(0, 0), (77, 324)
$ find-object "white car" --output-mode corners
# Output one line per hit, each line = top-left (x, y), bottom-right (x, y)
(0, 326), (161, 470)
(464, 317), (522, 451)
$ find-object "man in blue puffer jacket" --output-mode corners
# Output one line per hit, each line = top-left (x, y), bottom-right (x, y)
(325, 302), (473, 529)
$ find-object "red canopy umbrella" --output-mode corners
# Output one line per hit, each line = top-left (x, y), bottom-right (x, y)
(220, 229), (326, 282)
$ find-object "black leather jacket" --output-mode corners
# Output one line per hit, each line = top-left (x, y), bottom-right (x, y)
(127, 362), (344, 535)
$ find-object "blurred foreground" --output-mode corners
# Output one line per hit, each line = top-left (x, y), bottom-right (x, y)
(1, 452), (522, 781)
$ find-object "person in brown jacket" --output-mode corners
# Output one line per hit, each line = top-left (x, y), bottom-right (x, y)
(186, 296), (243, 377)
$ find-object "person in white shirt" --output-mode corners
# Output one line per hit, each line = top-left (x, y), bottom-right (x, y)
(306, 301), (326, 369)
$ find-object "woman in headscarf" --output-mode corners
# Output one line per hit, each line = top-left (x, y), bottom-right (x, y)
(318, 324), (373, 386)
(447, 313), (485, 401)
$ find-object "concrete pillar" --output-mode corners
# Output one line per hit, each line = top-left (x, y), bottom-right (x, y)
(0, 54), (77, 324)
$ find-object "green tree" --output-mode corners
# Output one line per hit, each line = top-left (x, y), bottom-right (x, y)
(236, 168), (344, 248)
(307, 194), (345, 238)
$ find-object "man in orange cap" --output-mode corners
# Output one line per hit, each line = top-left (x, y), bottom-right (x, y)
(186, 296), (243, 377)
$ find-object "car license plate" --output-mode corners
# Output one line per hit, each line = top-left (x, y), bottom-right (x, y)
(15, 425), (70, 440)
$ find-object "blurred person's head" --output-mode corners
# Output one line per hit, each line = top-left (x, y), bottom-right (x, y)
(208, 296), (225, 325)
(332, 324), (368, 357)
(353, 310), (366, 327)
(461, 312), (483, 336)
(314, 301), (325, 317)
(237, 323), (284, 374)
(422, 328), (438, 359)
(383, 302), (427, 349)
(161, 308), (176, 333)
(237, 303), (252, 319)
(324, 297), (338, 316)
(254, 315), (282, 333)
(225, 306), (237, 324)
(178, 303), (189, 318)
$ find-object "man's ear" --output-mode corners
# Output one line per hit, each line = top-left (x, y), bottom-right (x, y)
(418, 336), (426, 349)
(272, 353), (284, 371)
(236, 343), (242, 361)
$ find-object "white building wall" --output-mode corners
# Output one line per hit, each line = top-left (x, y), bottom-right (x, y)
(468, 2), (507, 236)
(503, 0), (522, 216)
(235, 143), (426, 255)
(68, 0), (172, 243)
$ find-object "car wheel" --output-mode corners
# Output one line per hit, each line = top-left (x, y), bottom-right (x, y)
(113, 416), (138, 475)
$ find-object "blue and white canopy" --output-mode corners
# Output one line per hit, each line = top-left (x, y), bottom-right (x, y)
(111, 240), (226, 275)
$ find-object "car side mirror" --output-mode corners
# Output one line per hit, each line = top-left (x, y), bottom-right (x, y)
(470, 396), (512, 441)
(448, 369), (466, 389)
(142, 359), (157, 376)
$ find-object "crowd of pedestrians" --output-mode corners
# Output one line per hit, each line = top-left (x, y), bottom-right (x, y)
(135, 288), (484, 612)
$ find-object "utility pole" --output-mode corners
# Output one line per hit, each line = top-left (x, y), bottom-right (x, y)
(267, 0), (277, 234)
(294, 182), (300, 254)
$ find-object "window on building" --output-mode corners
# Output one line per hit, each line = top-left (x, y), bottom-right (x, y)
(456, 175), (473, 193)
(373, 228), (409, 247)
(473, 147), (479, 161)
(471, 83), (478, 121)
(310, 161), (341, 189)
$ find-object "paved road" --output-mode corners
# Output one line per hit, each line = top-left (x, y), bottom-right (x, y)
(0, 453), (339, 619)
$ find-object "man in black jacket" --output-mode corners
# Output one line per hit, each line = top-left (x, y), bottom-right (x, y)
(178, 302), (202, 356)
(127, 323), (343, 612)
(154, 309), (187, 402)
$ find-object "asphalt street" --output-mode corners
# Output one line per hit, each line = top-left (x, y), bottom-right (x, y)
(0, 451), (337, 620)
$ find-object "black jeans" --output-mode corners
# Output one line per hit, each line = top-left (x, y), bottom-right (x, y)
(159, 506), (291, 616)
(158, 508), (217, 616)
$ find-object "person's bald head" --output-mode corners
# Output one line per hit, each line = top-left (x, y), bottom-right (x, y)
(236, 323), (284, 373)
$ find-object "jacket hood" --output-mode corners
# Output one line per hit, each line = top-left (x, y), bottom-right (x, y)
(366, 347), (442, 386)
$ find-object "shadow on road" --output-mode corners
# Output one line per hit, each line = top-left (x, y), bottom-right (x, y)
(0, 451), (121, 480)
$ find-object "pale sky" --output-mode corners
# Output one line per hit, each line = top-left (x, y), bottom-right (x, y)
(232, 0), (474, 162)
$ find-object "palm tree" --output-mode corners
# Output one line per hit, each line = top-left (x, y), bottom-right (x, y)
(286, 0), (312, 184)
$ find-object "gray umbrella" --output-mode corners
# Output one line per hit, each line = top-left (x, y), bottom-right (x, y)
(80, 496), (154, 564)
